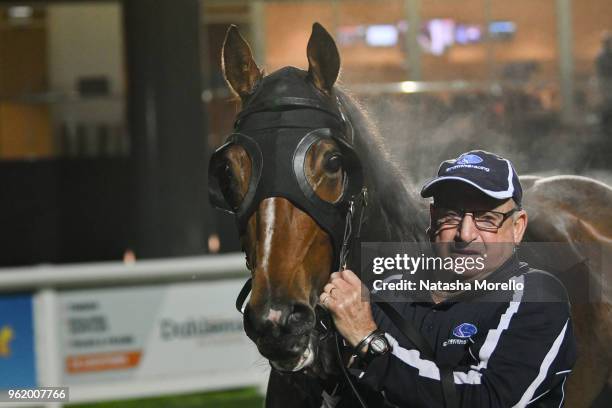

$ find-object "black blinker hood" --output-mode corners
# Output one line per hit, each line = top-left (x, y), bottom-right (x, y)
(208, 67), (363, 267)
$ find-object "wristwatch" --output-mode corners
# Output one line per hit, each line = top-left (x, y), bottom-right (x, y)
(355, 330), (391, 364)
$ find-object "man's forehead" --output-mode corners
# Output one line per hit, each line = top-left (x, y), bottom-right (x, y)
(432, 181), (510, 209)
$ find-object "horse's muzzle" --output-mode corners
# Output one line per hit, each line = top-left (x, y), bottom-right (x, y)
(243, 302), (316, 365)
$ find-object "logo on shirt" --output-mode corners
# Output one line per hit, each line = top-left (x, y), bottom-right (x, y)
(442, 338), (468, 347)
(452, 323), (478, 339)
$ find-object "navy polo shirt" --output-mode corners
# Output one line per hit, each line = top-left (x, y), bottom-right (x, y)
(350, 254), (577, 407)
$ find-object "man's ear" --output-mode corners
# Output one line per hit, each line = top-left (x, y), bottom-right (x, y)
(512, 210), (528, 244)
(307, 22), (340, 94)
(222, 25), (262, 99)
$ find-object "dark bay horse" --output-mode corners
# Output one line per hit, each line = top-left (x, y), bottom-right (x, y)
(211, 23), (612, 407)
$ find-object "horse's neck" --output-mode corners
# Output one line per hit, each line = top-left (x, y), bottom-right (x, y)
(335, 89), (427, 258)
(365, 184), (426, 243)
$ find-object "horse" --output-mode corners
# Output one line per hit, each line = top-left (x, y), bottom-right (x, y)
(520, 175), (612, 407)
(210, 22), (612, 407)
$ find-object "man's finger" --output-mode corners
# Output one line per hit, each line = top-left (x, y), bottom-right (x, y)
(319, 293), (335, 309)
(329, 275), (351, 291)
(323, 282), (336, 295)
(341, 269), (362, 285)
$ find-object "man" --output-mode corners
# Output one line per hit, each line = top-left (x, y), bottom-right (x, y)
(320, 150), (576, 407)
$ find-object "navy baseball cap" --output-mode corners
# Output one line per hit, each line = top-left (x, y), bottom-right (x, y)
(420, 150), (523, 205)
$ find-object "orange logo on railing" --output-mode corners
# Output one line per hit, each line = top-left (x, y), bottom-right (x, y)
(66, 350), (142, 373)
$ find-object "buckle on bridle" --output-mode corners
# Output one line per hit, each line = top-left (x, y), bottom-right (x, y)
(338, 187), (368, 270)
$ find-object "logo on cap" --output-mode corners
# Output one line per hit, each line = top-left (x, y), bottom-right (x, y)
(455, 154), (483, 165)
(452, 323), (478, 338)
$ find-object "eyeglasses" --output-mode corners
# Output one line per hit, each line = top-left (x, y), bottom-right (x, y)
(432, 206), (521, 232)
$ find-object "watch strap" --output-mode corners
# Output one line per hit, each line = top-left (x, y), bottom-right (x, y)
(354, 329), (378, 357)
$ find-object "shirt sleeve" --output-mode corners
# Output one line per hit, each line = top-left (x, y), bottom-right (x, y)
(355, 297), (576, 407)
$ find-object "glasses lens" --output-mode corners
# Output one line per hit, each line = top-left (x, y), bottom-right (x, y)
(304, 139), (346, 204)
(473, 210), (504, 231)
(434, 208), (461, 227)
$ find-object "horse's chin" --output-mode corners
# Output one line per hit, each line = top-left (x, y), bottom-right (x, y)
(267, 333), (340, 380)
(270, 340), (315, 372)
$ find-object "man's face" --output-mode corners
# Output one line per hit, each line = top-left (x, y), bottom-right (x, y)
(429, 182), (528, 278)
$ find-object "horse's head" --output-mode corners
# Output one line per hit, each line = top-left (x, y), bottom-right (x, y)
(209, 23), (361, 375)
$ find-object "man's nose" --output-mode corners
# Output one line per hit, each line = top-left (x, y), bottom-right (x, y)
(457, 213), (479, 242)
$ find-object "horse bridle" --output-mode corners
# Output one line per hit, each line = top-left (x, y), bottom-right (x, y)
(211, 92), (369, 329)
(208, 92), (374, 403)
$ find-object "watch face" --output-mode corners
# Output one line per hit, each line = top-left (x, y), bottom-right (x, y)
(370, 336), (389, 354)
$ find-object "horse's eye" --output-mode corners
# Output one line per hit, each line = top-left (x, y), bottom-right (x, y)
(216, 159), (240, 209)
(218, 161), (234, 183)
(324, 154), (343, 173)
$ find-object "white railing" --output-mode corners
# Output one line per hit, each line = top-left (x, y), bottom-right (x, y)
(0, 253), (249, 291)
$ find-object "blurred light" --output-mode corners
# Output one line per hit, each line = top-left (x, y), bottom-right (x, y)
(8, 6), (33, 19)
(400, 81), (419, 93)
(489, 21), (516, 40)
(456, 25), (482, 45)
(428, 19), (455, 55)
(455, 25), (468, 45)
(489, 21), (516, 34)
(365, 25), (398, 47)
(208, 234), (221, 253)
(466, 27), (481, 42)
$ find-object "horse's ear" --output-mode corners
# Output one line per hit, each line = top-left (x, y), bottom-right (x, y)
(222, 25), (262, 98)
(307, 22), (340, 94)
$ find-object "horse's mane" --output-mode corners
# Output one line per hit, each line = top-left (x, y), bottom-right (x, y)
(335, 88), (427, 243)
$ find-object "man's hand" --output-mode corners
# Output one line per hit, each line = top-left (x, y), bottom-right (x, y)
(319, 269), (377, 348)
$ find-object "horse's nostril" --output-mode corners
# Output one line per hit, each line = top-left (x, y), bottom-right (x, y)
(286, 303), (314, 329)
(246, 302), (315, 340)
